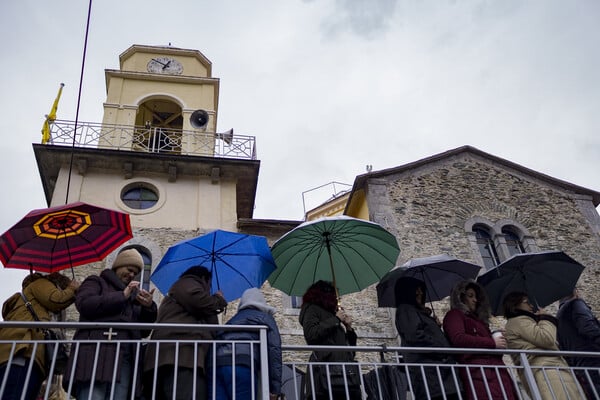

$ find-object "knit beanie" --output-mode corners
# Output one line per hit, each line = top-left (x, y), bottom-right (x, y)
(112, 248), (144, 272)
(238, 288), (276, 315)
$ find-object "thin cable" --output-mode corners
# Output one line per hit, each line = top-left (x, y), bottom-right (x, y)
(65, 0), (93, 204)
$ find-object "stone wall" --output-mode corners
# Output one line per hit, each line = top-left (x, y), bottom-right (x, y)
(365, 152), (600, 329)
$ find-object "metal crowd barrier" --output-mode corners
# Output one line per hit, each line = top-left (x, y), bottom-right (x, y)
(1, 321), (600, 399)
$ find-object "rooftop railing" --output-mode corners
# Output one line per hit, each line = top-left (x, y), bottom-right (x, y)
(44, 120), (257, 160)
(2, 321), (600, 400)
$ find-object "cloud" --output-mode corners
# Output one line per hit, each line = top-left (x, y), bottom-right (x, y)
(319, 0), (398, 39)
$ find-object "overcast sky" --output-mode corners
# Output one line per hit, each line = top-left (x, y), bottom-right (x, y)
(1, 0), (599, 307)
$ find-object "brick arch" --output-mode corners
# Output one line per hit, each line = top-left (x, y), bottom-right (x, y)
(456, 200), (520, 223)
(464, 216), (496, 234)
(494, 219), (539, 255)
(106, 235), (163, 268)
(493, 219), (532, 239)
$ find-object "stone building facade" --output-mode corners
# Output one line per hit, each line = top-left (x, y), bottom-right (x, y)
(345, 145), (600, 334)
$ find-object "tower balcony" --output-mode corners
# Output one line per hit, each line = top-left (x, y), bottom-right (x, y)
(33, 120), (260, 218)
(46, 120), (256, 160)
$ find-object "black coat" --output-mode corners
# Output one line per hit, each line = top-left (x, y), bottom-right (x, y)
(299, 303), (359, 400)
(299, 303), (356, 363)
(395, 304), (460, 398)
(64, 269), (157, 389)
(557, 298), (600, 366)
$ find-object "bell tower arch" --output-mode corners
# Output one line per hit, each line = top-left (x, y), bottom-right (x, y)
(134, 96), (184, 153)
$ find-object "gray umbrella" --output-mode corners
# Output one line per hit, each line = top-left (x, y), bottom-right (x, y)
(476, 250), (585, 316)
(376, 254), (481, 307)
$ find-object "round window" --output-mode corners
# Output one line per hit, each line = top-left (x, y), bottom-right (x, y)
(121, 184), (159, 210)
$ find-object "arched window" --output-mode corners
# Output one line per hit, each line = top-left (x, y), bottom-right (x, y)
(473, 225), (500, 269)
(502, 227), (525, 257)
(138, 248), (152, 291)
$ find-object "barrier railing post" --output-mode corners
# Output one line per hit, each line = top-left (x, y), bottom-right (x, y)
(259, 327), (270, 400)
(518, 352), (543, 400)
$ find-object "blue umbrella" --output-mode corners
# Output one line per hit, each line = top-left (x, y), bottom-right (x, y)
(150, 230), (277, 301)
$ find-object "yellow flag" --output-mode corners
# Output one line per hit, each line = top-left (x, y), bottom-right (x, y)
(41, 83), (64, 144)
(41, 119), (51, 144)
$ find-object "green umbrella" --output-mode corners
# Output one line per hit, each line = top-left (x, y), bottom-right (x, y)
(268, 216), (400, 300)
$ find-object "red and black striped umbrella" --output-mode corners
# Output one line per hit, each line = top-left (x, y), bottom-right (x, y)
(0, 202), (132, 275)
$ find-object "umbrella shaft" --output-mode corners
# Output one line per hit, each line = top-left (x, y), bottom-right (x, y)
(324, 234), (340, 307)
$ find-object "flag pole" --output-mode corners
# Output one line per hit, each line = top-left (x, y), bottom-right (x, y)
(65, 0), (93, 204)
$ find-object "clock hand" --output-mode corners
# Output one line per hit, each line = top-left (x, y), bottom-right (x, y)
(162, 60), (171, 70)
(152, 58), (168, 67)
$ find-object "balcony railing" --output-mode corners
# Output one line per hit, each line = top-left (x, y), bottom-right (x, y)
(2, 321), (600, 400)
(45, 120), (257, 160)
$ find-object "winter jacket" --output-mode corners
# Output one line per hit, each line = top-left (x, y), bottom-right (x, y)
(505, 309), (582, 400)
(299, 302), (360, 399)
(214, 288), (282, 395)
(443, 280), (517, 400)
(63, 269), (157, 389)
(557, 298), (600, 366)
(144, 273), (227, 373)
(299, 302), (357, 363)
(0, 275), (76, 376)
(395, 304), (460, 398)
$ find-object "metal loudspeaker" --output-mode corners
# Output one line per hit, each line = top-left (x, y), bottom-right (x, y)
(216, 128), (233, 144)
(190, 109), (209, 129)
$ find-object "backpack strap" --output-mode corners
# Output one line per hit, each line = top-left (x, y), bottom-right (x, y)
(19, 292), (41, 321)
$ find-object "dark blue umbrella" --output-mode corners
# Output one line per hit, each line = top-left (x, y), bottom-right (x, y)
(150, 230), (277, 301)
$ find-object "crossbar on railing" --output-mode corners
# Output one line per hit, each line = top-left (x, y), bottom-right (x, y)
(3, 322), (600, 400)
(44, 120), (257, 160)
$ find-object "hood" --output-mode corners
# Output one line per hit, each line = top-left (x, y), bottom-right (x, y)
(395, 276), (426, 306)
(449, 279), (491, 324)
(238, 288), (275, 315)
(22, 273), (44, 289)
(2, 292), (22, 320)
(170, 273), (210, 295)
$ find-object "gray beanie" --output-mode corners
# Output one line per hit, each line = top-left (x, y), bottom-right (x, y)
(238, 288), (275, 315)
(112, 248), (144, 272)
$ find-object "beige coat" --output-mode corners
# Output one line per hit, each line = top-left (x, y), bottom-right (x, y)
(505, 312), (582, 400)
(0, 276), (76, 374)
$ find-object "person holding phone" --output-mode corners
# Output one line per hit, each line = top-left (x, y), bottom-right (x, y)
(63, 248), (157, 400)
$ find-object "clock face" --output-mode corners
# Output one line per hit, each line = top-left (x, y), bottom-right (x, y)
(147, 57), (183, 75)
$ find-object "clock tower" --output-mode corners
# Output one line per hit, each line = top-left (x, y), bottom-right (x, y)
(99, 45), (222, 156)
(33, 44), (260, 287)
